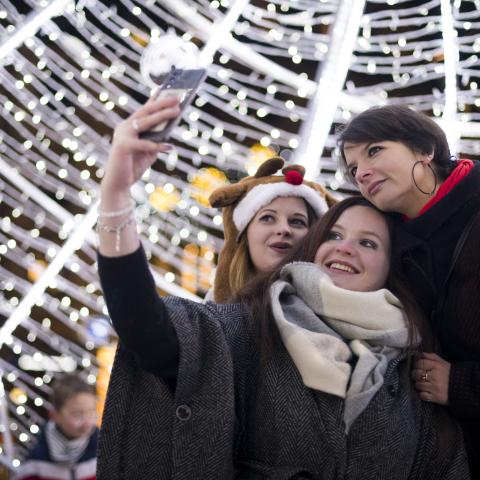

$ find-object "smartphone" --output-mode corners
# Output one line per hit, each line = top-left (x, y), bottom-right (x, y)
(140, 67), (207, 143)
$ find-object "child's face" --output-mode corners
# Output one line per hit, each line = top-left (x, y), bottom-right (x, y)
(51, 392), (97, 439)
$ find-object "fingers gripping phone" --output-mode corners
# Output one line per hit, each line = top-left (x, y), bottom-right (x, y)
(140, 67), (207, 143)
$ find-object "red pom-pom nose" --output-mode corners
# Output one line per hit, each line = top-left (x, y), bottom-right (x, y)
(285, 170), (303, 185)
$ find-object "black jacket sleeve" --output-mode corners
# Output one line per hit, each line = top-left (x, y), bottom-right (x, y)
(97, 246), (179, 384)
(449, 361), (480, 419)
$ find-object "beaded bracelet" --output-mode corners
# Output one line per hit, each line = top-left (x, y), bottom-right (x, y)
(96, 215), (135, 252)
(98, 201), (134, 219)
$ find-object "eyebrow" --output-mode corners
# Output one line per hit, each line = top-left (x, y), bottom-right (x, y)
(259, 208), (308, 218)
(343, 142), (375, 157)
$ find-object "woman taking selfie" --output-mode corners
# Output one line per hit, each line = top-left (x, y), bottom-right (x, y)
(338, 104), (480, 476)
(98, 93), (334, 304)
(96, 97), (468, 479)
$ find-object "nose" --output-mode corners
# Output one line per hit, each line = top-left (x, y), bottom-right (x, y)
(334, 239), (355, 255)
(355, 164), (372, 184)
(275, 219), (292, 236)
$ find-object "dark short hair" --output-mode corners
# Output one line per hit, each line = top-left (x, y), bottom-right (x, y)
(51, 373), (96, 410)
(337, 105), (454, 181)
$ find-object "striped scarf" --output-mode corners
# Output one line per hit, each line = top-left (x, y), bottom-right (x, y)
(45, 421), (91, 465)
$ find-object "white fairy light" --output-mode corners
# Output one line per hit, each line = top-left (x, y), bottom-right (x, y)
(0, 0), (478, 463)
(0, 0), (72, 62)
(440, 0), (460, 156)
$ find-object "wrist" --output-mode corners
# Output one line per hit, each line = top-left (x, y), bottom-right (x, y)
(98, 199), (134, 219)
(100, 181), (131, 201)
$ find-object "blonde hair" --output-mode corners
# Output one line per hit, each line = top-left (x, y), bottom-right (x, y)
(228, 234), (255, 296)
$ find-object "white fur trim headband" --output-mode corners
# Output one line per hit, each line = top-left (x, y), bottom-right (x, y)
(232, 182), (328, 236)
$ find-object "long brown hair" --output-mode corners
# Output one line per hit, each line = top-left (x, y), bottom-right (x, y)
(236, 196), (431, 357)
(229, 234), (255, 296)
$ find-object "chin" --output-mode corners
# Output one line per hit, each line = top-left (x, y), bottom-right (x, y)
(330, 279), (347, 289)
(333, 279), (358, 291)
(370, 195), (398, 213)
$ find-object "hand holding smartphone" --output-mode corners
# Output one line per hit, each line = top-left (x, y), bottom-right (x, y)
(140, 67), (207, 143)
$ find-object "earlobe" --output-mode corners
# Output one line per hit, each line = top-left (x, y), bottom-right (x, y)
(424, 152), (434, 164)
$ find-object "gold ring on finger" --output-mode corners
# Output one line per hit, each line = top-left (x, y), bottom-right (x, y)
(420, 370), (429, 382)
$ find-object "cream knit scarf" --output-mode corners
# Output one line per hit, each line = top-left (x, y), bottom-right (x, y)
(270, 262), (412, 433)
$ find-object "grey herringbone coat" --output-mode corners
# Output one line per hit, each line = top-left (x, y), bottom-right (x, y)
(97, 297), (469, 480)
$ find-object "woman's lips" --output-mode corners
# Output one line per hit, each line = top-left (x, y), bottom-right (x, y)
(368, 179), (386, 196)
(327, 261), (359, 274)
(269, 242), (292, 254)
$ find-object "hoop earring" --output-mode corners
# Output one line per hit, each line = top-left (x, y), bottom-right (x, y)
(411, 161), (438, 195)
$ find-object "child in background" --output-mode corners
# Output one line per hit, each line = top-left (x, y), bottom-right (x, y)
(16, 373), (98, 480)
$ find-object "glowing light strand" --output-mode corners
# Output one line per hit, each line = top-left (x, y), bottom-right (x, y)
(440, 0), (460, 155)
(295, 0), (367, 178)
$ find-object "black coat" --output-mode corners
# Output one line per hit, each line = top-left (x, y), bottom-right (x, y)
(394, 161), (480, 476)
(97, 248), (469, 479)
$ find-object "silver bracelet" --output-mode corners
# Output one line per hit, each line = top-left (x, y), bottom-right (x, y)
(98, 201), (134, 219)
(96, 215), (135, 252)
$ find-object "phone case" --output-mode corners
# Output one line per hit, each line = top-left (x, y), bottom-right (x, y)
(140, 68), (207, 143)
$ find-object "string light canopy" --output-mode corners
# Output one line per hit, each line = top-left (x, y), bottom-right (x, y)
(0, 0), (479, 471)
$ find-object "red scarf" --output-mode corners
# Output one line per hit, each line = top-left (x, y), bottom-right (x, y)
(416, 159), (474, 217)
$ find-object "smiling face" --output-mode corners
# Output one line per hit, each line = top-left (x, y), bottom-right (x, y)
(247, 196), (310, 273)
(343, 140), (436, 217)
(314, 205), (390, 292)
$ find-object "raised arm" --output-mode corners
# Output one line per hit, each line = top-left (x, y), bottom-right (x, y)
(98, 94), (180, 257)
(98, 96), (181, 383)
